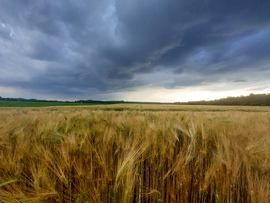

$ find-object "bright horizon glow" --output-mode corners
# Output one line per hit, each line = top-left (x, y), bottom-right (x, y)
(0, 86), (269, 103)
(119, 88), (269, 103)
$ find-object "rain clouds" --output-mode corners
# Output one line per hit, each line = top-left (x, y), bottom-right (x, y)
(0, 0), (270, 100)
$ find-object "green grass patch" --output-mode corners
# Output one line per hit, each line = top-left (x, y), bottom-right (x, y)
(0, 100), (99, 107)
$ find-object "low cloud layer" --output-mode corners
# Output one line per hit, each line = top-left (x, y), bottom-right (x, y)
(0, 0), (270, 101)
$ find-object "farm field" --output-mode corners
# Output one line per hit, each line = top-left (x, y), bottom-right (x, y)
(0, 104), (270, 202)
(0, 100), (100, 107)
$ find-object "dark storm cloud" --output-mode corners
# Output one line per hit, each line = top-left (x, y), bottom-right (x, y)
(0, 0), (270, 98)
(30, 40), (64, 61)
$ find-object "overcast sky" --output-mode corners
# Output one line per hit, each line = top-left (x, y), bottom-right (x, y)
(0, 0), (270, 102)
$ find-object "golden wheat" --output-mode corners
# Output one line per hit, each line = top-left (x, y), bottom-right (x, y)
(0, 106), (269, 202)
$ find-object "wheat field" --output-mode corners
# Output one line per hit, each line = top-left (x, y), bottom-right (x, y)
(0, 105), (270, 202)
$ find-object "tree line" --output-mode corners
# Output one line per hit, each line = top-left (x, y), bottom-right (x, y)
(176, 93), (270, 106)
(0, 97), (124, 104)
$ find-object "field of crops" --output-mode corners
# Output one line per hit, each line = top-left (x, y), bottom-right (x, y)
(0, 104), (270, 202)
(0, 100), (99, 107)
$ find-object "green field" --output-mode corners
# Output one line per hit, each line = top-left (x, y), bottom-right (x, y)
(0, 104), (269, 202)
(0, 100), (100, 107)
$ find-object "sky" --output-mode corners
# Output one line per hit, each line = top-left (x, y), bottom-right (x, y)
(0, 0), (270, 102)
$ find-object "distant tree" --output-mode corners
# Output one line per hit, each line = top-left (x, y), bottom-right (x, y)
(176, 93), (270, 106)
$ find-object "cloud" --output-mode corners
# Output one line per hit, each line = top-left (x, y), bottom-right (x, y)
(0, 23), (12, 40)
(0, 0), (270, 100)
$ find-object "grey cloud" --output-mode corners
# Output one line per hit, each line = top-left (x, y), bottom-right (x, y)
(0, 0), (270, 99)
(234, 80), (247, 83)
(109, 0), (270, 78)
(0, 24), (12, 39)
(30, 40), (64, 61)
